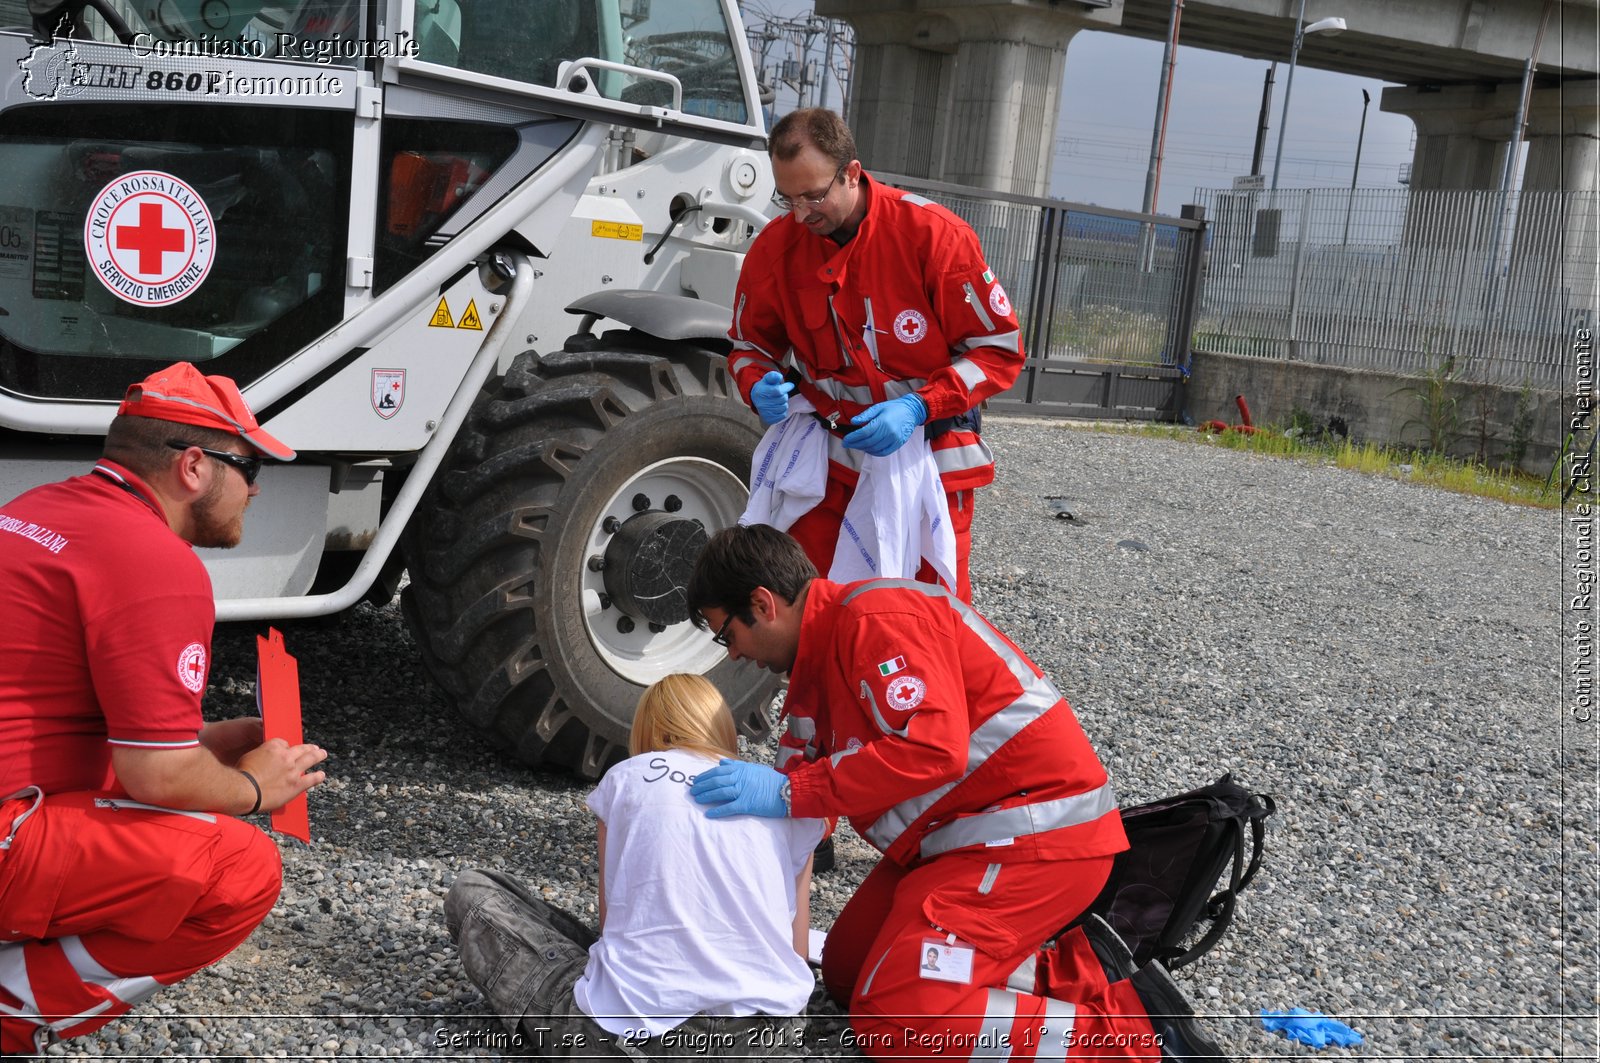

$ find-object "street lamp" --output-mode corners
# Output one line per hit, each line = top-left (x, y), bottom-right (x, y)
(1341, 88), (1372, 245)
(1268, 3), (1347, 192)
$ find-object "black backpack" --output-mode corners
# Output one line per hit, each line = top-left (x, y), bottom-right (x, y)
(1077, 774), (1275, 970)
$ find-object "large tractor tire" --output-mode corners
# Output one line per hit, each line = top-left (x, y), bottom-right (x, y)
(401, 330), (778, 778)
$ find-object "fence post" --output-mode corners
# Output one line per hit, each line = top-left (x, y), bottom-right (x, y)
(1173, 205), (1208, 376)
(1287, 189), (1312, 360)
(1022, 203), (1060, 405)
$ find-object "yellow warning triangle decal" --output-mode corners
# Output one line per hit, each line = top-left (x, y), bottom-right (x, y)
(457, 299), (484, 331)
(428, 297), (455, 328)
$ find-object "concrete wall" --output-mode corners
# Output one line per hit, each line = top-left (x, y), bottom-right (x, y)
(1187, 348), (1568, 476)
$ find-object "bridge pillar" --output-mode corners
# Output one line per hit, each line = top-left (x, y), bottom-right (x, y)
(814, 1), (1121, 196)
(1513, 82), (1600, 322)
(1381, 83), (1518, 191)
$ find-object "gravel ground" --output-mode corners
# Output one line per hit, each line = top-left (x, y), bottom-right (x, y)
(38, 419), (1591, 1061)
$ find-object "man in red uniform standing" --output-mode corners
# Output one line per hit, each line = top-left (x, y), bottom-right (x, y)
(0, 363), (328, 1055)
(729, 108), (1023, 602)
(687, 524), (1227, 1062)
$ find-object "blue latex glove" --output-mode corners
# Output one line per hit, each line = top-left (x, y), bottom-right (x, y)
(688, 759), (787, 819)
(750, 371), (795, 426)
(1260, 1008), (1363, 1048)
(842, 393), (928, 456)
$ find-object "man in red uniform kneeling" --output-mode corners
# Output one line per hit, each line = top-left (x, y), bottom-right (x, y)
(0, 363), (328, 1055)
(687, 524), (1228, 1062)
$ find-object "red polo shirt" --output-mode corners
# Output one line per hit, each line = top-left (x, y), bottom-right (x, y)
(0, 461), (210, 795)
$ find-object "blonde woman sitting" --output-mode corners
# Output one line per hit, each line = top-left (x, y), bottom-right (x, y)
(445, 674), (822, 1058)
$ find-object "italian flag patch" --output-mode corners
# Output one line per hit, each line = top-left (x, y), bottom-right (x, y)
(982, 269), (995, 284)
(879, 656), (907, 677)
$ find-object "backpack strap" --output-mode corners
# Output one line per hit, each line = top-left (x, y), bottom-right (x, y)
(1158, 791), (1275, 970)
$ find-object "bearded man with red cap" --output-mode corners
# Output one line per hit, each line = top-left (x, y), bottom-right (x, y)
(0, 363), (328, 1055)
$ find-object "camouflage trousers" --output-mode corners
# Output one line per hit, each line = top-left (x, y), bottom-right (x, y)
(444, 869), (808, 1061)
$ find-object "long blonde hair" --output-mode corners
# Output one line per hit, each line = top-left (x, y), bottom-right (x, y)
(629, 673), (739, 760)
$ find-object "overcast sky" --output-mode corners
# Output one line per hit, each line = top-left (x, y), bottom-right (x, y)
(741, 2), (1422, 215)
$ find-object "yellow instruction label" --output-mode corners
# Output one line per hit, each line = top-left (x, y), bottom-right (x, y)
(457, 299), (484, 331)
(591, 220), (643, 242)
(428, 297), (455, 329)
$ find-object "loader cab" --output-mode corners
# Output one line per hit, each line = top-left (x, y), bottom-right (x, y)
(0, 0), (759, 403)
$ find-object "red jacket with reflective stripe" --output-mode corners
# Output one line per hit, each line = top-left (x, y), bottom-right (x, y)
(729, 175), (1025, 491)
(781, 578), (1127, 868)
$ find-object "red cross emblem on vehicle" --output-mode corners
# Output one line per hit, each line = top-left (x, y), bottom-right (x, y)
(85, 170), (216, 307)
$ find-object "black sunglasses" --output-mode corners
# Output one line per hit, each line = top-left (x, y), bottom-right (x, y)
(167, 440), (263, 485)
(711, 613), (737, 647)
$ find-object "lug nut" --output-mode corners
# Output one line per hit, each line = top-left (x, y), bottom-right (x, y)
(648, 621), (666, 633)
(664, 495), (683, 512)
(587, 555), (605, 572)
(617, 616), (635, 634)
(632, 493), (651, 512)
(602, 516), (621, 534)
(598, 593), (612, 610)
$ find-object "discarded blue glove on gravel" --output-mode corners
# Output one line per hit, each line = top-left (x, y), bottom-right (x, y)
(688, 759), (787, 819)
(1260, 1008), (1363, 1048)
(750, 371), (795, 426)
(842, 393), (927, 456)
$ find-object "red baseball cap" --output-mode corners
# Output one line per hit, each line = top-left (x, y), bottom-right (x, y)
(117, 362), (296, 461)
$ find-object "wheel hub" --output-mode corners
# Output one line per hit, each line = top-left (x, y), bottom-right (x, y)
(601, 511), (708, 626)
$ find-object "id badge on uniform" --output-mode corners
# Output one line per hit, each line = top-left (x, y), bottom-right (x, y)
(919, 935), (975, 984)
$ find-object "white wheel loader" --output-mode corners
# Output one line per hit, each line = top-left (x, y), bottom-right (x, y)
(0, 0), (781, 777)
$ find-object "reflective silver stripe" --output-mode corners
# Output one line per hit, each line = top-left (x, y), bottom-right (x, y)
(845, 579), (1107, 855)
(1, 786), (43, 851)
(92, 798), (216, 823)
(860, 944), (893, 997)
(978, 862), (1001, 895)
(952, 357), (990, 392)
(962, 281), (996, 332)
(830, 745), (863, 768)
(775, 745), (805, 771)
(882, 377), (930, 399)
(954, 330), (1023, 355)
(865, 672), (1062, 852)
(862, 297), (883, 370)
(732, 295), (785, 364)
(1004, 953), (1036, 993)
(1034, 998), (1078, 1063)
(802, 374), (876, 404)
(903, 193), (936, 208)
(862, 682), (911, 738)
(920, 782), (1118, 860)
(787, 716), (817, 741)
(933, 440), (996, 474)
(971, 989), (1017, 1060)
(826, 294), (855, 367)
(728, 350), (779, 377)
(60, 937), (162, 1007)
(0, 942), (41, 1018)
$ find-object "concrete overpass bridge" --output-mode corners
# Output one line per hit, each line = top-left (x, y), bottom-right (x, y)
(814, 0), (1599, 197)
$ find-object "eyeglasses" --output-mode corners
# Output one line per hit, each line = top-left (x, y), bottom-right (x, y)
(167, 440), (262, 485)
(710, 613), (737, 648)
(772, 168), (844, 212)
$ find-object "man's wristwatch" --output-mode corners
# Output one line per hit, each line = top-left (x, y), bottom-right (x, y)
(779, 779), (792, 816)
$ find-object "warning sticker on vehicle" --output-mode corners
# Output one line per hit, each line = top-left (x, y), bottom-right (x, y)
(591, 220), (643, 241)
(0, 206), (32, 281)
(84, 170), (215, 307)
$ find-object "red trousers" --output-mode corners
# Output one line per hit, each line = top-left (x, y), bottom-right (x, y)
(822, 852), (1162, 1062)
(787, 475), (977, 603)
(0, 790), (282, 1054)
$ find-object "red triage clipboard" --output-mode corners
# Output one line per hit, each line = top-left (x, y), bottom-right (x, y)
(256, 627), (311, 843)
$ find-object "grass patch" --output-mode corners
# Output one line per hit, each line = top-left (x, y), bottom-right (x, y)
(1134, 422), (1577, 509)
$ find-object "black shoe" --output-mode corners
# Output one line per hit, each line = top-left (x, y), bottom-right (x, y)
(1080, 913), (1139, 983)
(1130, 963), (1230, 1062)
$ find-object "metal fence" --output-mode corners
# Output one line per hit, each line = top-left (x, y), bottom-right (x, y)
(1194, 186), (1599, 390)
(877, 172), (1207, 419)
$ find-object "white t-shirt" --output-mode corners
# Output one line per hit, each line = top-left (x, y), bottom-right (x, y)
(574, 748), (824, 1037)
